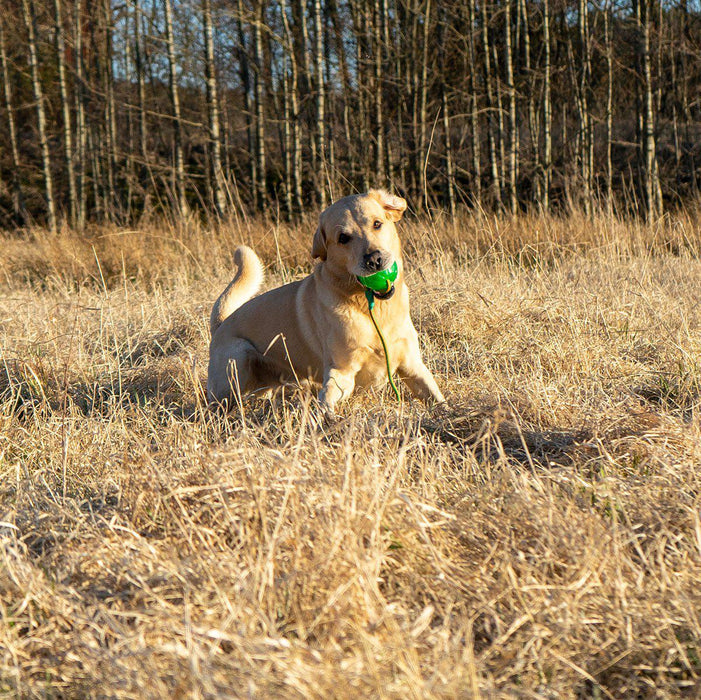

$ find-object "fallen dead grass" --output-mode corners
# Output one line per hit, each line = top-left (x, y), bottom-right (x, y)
(1, 210), (700, 698)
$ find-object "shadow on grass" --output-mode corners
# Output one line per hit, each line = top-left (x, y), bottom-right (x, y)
(0, 356), (204, 424)
(420, 403), (591, 468)
(2, 357), (677, 473)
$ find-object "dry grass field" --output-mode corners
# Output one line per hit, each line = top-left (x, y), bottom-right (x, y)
(1, 210), (701, 698)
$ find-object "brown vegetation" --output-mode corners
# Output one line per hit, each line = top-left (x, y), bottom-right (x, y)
(1, 213), (701, 697)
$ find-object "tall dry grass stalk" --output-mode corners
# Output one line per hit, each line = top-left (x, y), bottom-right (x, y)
(1, 211), (700, 697)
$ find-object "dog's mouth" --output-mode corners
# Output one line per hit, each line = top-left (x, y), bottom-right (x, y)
(371, 284), (395, 300)
(355, 259), (398, 301)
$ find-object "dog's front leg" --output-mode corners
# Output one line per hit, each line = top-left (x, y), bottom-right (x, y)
(318, 366), (356, 414)
(398, 346), (445, 405)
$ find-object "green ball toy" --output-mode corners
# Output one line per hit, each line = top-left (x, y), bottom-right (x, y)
(356, 261), (398, 293)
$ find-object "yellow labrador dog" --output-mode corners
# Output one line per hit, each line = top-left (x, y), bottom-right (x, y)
(207, 189), (445, 413)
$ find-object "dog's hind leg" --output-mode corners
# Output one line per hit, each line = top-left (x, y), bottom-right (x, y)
(207, 337), (259, 410)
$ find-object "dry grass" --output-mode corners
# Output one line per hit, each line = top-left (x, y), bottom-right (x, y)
(1, 211), (701, 698)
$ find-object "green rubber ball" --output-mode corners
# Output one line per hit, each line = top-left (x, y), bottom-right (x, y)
(357, 261), (398, 292)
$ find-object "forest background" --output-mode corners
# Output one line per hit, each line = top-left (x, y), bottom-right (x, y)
(1, 0), (700, 229)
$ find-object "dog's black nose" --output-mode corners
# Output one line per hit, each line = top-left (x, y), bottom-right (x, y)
(363, 250), (385, 271)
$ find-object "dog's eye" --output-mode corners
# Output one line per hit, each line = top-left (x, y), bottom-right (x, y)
(373, 220), (382, 230)
(338, 232), (351, 244)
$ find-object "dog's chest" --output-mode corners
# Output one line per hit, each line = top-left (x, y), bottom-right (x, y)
(352, 321), (406, 389)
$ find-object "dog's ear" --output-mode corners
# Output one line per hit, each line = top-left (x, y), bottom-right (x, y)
(368, 189), (408, 222)
(311, 224), (327, 260)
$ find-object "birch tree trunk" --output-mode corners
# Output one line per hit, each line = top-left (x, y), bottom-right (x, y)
(164, 0), (188, 216)
(441, 80), (455, 218)
(578, 0), (592, 215)
(281, 51), (293, 217)
(22, 0), (57, 231)
(492, 39), (506, 200)
(481, 0), (501, 207)
(280, 0), (302, 212)
(294, 0), (314, 172)
(640, 0), (662, 218)
(53, 0), (77, 224)
(604, 0), (613, 212)
(505, 0), (518, 214)
(313, 0), (327, 207)
(253, 0), (267, 209)
(327, 0), (355, 189)
(350, 0), (370, 191)
(0, 18), (25, 222)
(520, 0), (539, 202)
(235, 0), (257, 210)
(203, 0), (226, 216)
(438, 4), (454, 217)
(74, 0), (87, 227)
(418, 0), (431, 205)
(133, 0), (148, 201)
(103, 0), (117, 220)
(542, 0), (551, 211)
(466, 0), (481, 205)
(373, 0), (384, 186)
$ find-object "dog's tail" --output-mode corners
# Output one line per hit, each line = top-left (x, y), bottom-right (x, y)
(210, 246), (264, 337)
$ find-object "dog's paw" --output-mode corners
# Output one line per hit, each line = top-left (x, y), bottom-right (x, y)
(431, 400), (453, 420)
(308, 405), (338, 432)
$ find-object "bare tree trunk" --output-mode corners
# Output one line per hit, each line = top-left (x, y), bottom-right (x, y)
(505, 0), (517, 214)
(418, 0), (431, 205)
(0, 18), (25, 223)
(253, 0), (267, 209)
(438, 5), (454, 217)
(164, 0), (188, 216)
(466, 0), (481, 206)
(74, 0), (87, 227)
(481, 0), (500, 208)
(640, 0), (662, 218)
(604, 0), (613, 212)
(313, 0), (327, 206)
(294, 0), (314, 174)
(351, 0), (370, 191)
(203, 0), (226, 216)
(281, 51), (293, 217)
(280, 0), (302, 212)
(323, 19), (337, 194)
(22, 0), (57, 231)
(373, 0), (384, 186)
(327, 0), (355, 188)
(88, 126), (102, 219)
(379, 0), (392, 185)
(520, 0), (539, 203)
(578, 0), (592, 215)
(123, 10), (135, 219)
(441, 85), (455, 218)
(103, 0), (117, 220)
(492, 39), (506, 200)
(132, 0), (148, 203)
(235, 0), (257, 210)
(542, 0), (551, 211)
(53, 0), (77, 224)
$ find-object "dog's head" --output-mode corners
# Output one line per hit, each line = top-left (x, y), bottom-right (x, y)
(311, 189), (407, 280)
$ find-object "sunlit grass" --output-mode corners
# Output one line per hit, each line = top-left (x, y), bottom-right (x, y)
(1, 210), (700, 697)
